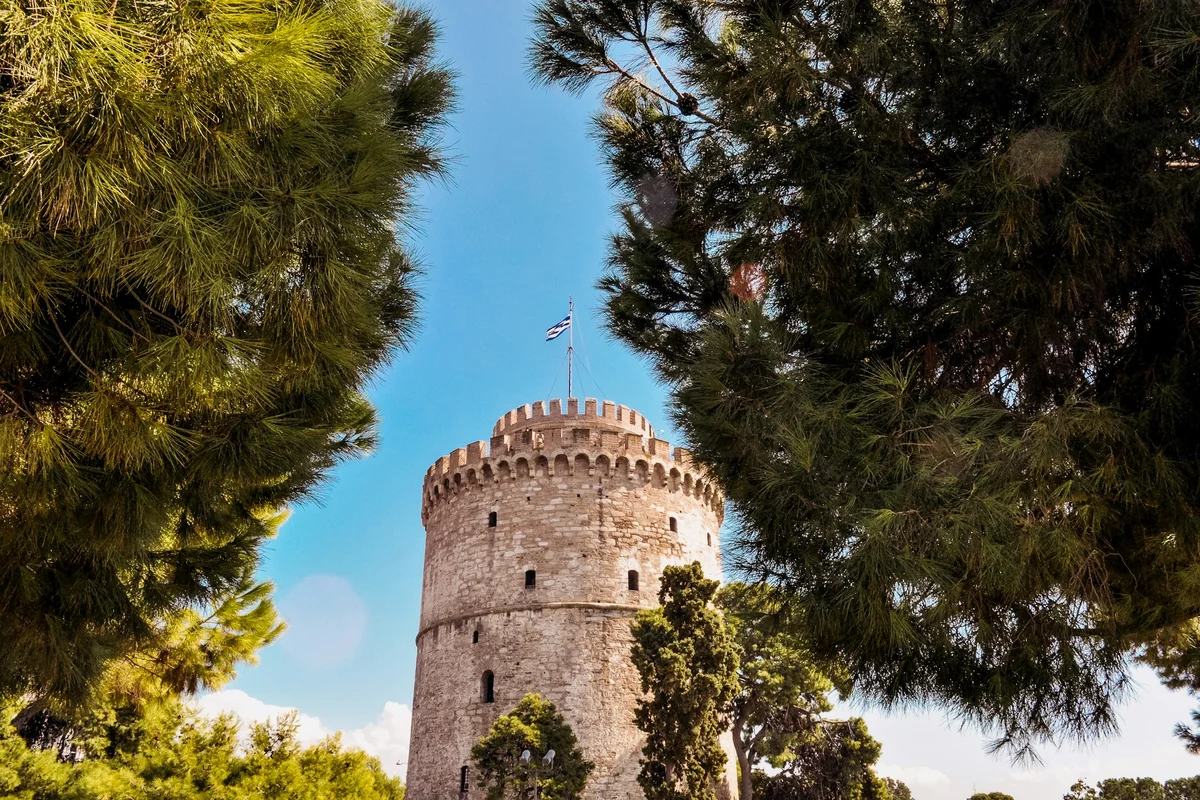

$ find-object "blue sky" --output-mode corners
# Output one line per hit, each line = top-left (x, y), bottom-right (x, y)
(208, 1), (1200, 796)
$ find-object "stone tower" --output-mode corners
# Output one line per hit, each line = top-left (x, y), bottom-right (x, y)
(406, 398), (734, 800)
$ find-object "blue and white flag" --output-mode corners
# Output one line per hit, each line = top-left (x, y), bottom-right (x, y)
(545, 314), (572, 341)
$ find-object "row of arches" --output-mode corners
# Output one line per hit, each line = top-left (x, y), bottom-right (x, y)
(426, 453), (721, 510)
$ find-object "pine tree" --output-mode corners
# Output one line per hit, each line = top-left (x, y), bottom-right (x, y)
(0, 0), (452, 703)
(11, 545), (282, 760)
(531, 0), (1200, 755)
(631, 563), (739, 800)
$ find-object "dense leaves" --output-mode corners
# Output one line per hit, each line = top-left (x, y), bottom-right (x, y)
(721, 582), (895, 800)
(752, 718), (890, 800)
(1066, 776), (1200, 800)
(720, 582), (864, 800)
(12, 554), (283, 759)
(470, 693), (594, 800)
(531, 0), (1200, 755)
(631, 563), (739, 800)
(0, 700), (404, 800)
(0, 0), (452, 703)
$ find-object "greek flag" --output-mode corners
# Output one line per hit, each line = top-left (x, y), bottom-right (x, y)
(545, 314), (572, 341)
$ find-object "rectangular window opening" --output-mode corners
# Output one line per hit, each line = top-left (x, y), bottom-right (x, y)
(488, 511), (497, 527)
(669, 516), (678, 532)
(525, 569), (536, 588)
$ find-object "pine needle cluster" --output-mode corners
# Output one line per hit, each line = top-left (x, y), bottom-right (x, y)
(0, 0), (452, 703)
(531, 0), (1200, 755)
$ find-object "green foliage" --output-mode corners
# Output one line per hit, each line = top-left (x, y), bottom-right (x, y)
(1064, 777), (1182, 800)
(752, 718), (888, 800)
(531, 0), (1200, 757)
(1165, 777), (1200, 800)
(631, 563), (739, 800)
(10, 559), (281, 761)
(0, 0), (453, 704)
(1064, 776), (1200, 800)
(470, 693), (593, 800)
(715, 582), (878, 800)
(885, 779), (914, 800)
(0, 702), (405, 799)
(968, 794), (1015, 800)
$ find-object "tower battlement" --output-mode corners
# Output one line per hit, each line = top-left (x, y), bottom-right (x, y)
(422, 398), (723, 523)
(492, 397), (653, 438)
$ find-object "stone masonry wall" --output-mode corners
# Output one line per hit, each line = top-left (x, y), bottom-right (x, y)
(406, 399), (736, 800)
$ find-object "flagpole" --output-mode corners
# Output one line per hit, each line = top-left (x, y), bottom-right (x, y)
(567, 297), (574, 399)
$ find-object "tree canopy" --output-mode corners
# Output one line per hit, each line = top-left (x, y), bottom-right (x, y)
(0, 0), (452, 704)
(752, 717), (890, 800)
(531, 0), (1200, 755)
(0, 699), (405, 800)
(1065, 776), (1200, 800)
(883, 779), (913, 800)
(720, 581), (863, 800)
(11, 553), (283, 759)
(470, 693), (594, 800)
(631, 562), (739, 800)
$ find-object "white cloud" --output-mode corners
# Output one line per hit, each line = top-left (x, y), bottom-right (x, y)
(343, 701), (412, 777)
(1009, 766), (1081, 784)
(876, 764), (952, 787)
(194, 689), (411, 778)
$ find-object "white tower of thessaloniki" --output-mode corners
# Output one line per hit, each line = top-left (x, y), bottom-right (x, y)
(405, 398), (736, 800)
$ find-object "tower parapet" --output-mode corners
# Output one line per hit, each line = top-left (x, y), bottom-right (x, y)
(406, 399), (736, 800)
(423, 397), (724, 525)
(491, 397), (653, 438)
